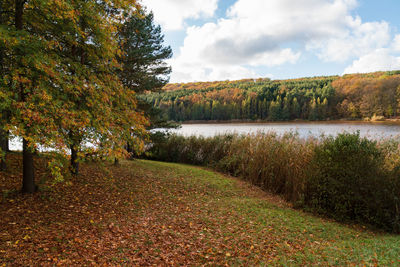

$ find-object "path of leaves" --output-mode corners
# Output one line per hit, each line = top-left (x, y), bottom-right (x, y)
(1, 154), (399, 266)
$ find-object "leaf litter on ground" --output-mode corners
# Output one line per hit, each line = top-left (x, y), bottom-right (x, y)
(0, 154), (399, 266)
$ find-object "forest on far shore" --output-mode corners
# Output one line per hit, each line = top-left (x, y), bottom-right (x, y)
(141, 71), (400, 122)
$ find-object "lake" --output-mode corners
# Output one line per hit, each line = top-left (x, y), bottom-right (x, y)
(8, 121), (400, 151)
(167, 121), (400, 140)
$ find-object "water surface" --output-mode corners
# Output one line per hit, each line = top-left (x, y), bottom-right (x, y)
(9, 121), (400, 151)
(168, 121), (400, 140)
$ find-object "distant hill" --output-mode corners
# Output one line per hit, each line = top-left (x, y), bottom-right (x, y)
(140, 71), (400, 122)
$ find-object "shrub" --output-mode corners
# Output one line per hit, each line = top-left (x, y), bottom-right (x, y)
(304, 132), (400, 231)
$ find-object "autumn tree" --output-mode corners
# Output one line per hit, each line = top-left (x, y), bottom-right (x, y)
(53, 0), (137, 175)
(0, 0), (78, 192)
(1, 0), (148, 190)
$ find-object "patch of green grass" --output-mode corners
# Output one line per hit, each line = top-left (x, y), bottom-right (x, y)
(140, 161), (236, 190)
(132, 160), (400, 265)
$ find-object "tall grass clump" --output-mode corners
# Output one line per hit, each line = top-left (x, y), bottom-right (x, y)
(146, 132), (234, 166)
(218, 132), (315, 203)
(146, 131), (400, 232)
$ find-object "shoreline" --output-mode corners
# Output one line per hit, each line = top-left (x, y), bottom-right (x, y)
(180, 118), (400, 125)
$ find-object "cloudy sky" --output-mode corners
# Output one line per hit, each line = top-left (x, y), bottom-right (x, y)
(141, 0), (400, 83)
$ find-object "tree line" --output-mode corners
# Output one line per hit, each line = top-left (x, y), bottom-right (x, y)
(142, 71), (400, 122)
(0, 0), (172, 192)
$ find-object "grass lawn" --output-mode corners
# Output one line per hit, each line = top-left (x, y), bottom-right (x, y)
(1, 154), (399, 265)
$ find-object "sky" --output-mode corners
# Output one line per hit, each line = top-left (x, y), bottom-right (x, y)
(140, 0), (400, 83)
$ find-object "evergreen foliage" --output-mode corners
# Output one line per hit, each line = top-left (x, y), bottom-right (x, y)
(142, 72), (400, 122)
(118, 8), (174, 130)
(118, 9), (172, 93)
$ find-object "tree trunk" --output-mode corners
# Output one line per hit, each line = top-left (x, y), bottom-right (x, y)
(16, 0), (35, 193)
(114, 158), (119, 166)
(126, 142), (134, 159)
(126, 142), (132, 153)
(15, 0), (24, 30)
(5, 130), (9, 152)
(22, 138), (36, 193)
(0, 158), (5, 172)
(0, 127), (7, 171)
(70, 146), (79, 176)
(0, 3), (6, 171)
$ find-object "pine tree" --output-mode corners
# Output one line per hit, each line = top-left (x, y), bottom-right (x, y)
(118, 8), (172, 129)
(291, 97), (301, 119)
(269, 100), (281, 121)
(204, 101), (212, 120)
(262, 99), (268, 119)
(321, 98), (329, 119)
(118, 9), (172, 94)
(308, 98), (318, 121)
(281, 97), (290, 120)
(242, 97), (251, 119)
(117, 8), (173, 155)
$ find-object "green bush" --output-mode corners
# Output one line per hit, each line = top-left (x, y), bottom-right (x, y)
(304, 132), (400, 231)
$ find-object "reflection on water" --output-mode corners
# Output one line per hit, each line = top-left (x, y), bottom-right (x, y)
(168, 122), (400, 140)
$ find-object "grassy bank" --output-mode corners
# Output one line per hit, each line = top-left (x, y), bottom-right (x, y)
(1, 154), (400, 265)
(147, 132), (400, 232)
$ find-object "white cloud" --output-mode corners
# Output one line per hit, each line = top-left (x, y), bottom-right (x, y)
(163, 0), (397, 82)
(140, 0), (218, 31)
(393, 35), (400, 52)
(169, 61), (267, 82)
(309, 18), (391, 62)
(343, 49), (400, 74)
